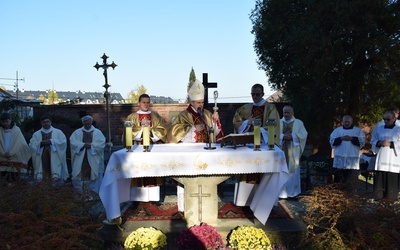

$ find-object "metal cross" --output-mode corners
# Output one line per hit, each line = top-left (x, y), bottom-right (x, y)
(190, 185), (211, 222)
(94, 53), (117, 164)
(94, 53), (117, 91)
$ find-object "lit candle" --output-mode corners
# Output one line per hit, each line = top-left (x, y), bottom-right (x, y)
(143, 126), (150, 146)
(125, 127), (132, 147)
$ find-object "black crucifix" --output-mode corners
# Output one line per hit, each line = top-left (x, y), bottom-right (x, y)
(94, 53), (117, 163)
(190, 185), (211, 222)
(202, 73), (217, 107)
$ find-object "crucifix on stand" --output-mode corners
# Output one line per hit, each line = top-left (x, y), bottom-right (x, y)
(94, 53), (117, 166)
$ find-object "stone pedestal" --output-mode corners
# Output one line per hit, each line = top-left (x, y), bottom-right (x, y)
(173, 176), (229, 226)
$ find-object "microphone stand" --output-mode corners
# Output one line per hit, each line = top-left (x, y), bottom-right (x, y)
(203, 121), (216, 150)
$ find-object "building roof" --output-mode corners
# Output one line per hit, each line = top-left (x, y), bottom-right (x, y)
(5, 90), (125, 104)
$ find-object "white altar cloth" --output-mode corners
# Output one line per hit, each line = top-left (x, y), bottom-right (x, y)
(99, 143), (289, 225)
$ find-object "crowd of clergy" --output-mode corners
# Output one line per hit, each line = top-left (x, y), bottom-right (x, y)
(0, 80), (399, 204)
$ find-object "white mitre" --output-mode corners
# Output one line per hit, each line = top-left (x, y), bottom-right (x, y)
(188, 79), (204, 101)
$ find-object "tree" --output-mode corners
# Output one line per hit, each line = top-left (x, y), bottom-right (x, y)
(186, 67), (197, 103)
(46, 90), (59, 105)
(126, 84), (148, 104)
(251, 0), (400, 146)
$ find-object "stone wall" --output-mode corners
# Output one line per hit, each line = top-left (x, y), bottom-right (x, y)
(32, 103), (286, 146)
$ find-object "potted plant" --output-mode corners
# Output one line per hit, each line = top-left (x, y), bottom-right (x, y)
(175, 222), (225, 250)
(124, 227), (167, 250)
(227, 225), (271, 250)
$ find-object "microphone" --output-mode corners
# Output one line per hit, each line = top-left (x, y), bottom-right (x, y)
(197, 107), (205, 121)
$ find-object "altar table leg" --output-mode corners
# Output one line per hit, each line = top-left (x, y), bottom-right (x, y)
(173, 176), (230, 227)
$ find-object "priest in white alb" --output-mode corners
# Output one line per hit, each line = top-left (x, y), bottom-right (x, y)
(29, 115), (69, 181)
(70, 115), (106, 193)
(279, 105), (308, 199)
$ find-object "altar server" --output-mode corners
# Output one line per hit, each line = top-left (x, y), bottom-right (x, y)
(371, 111), (400, 200)
(330, 115), (366, 191)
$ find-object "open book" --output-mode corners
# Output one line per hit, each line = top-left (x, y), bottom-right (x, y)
(217, 132), (254, 149)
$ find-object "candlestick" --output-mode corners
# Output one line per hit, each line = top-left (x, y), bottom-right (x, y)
(124, 121), (133, 152)
(253, 119), (261, 151)
(267, 119), (276, 150)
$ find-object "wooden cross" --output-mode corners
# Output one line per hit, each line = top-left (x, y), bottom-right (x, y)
(190, 185), (211, 222)
(202, 73), (217, 107)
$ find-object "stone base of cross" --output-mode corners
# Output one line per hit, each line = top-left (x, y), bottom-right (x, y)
(173, 176), (230, 226)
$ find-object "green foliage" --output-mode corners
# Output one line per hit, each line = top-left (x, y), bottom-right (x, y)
(251, 0), (400, 142)
(186, 67), (197, 103)
(126, 85), (148, 104)
(0, 179), (104, 249)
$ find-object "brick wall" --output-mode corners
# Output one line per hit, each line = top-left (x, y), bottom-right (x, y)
(32, 103), (285, 146)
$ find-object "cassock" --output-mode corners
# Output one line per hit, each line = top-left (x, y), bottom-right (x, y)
(330, 126), (366, 169)
(371, 124), (400, 200)
(279, 117), (308, 198)
(232, 99), (280, 205)
(126, 110), (168, 202)
(169, 105), (224, 211)
(29, 126), (69, 180)
(0, 123), (31, 175)
(70, 125), (106, 193)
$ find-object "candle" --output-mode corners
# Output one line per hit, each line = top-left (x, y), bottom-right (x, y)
(254, 125), (261, 146)
(125, 125), (132, 147)
(268, 125), (274, 147)
(143, 126), (150, 146)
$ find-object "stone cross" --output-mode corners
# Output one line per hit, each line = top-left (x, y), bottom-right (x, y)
(202, 73), (217, 107)
(190, 185), (211, 222)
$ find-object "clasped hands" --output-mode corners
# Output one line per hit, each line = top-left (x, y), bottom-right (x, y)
(341, 135), (353, 141)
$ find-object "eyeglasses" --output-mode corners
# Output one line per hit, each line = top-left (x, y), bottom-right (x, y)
(251, 93), (262, 97)
(383, 118), (392, 121)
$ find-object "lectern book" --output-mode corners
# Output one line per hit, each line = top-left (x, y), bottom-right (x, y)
(217, 133), (254, 149)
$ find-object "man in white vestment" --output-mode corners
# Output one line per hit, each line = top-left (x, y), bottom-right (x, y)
(330, 115), (366, 191)
(0, 112), (31, 182)
(371, 111), (400, 200)
(169, 79), (223, 211)
(279, 105), (308, 199)
(70, 116), (106, 193)
(375, 106), (400, 127)
(29, 115), (69, 180)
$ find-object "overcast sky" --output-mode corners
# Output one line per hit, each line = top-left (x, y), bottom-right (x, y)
(0, 0), (275, 103)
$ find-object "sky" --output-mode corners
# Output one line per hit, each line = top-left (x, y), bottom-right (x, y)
(0, 0), (274, 103)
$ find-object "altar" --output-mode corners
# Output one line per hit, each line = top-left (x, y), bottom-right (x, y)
(99, 143), (289, 226)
